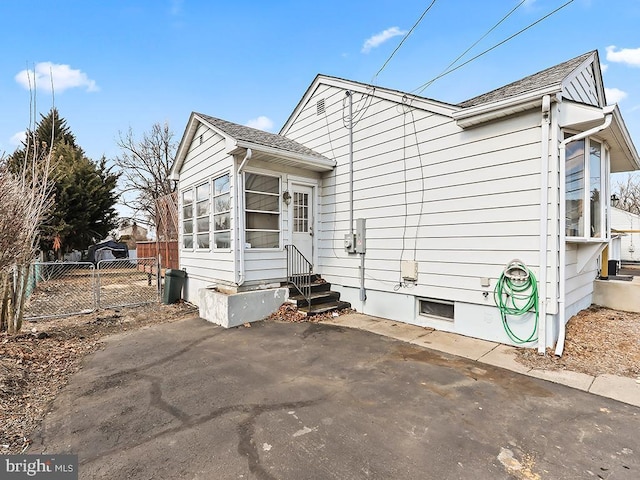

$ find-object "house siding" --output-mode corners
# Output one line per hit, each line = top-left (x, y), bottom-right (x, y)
(563, 64), (599, 106)
(283, 84), (548, 334)
(178, 123), (236, 303)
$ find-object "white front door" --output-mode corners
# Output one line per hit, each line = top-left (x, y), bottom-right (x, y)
(291, 184), (314, 265)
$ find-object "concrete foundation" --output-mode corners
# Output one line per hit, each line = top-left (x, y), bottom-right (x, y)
(198, 287), (289, 328)
(593, 277), (640, 313)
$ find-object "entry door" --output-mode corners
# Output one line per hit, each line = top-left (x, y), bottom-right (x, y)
(291, 184), (314, 264)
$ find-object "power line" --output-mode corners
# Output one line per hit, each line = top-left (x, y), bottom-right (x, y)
(412, 0), (575, 94)
(413, 0), (528, 95)
(371, 0), (438, 84)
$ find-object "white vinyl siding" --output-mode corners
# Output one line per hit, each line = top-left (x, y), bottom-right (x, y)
(283, 84), (548, 308)
(178, 122), (236, 295)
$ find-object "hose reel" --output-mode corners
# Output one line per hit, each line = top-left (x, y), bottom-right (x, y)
(494, 260), (539, 344)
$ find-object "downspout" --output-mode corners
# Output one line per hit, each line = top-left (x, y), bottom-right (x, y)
(538, 95), (551, 355)
(555, 114), (612, 357)
(236, 148), (252, 286)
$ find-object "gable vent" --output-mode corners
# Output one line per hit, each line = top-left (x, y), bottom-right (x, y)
(316, 98), (325, 115)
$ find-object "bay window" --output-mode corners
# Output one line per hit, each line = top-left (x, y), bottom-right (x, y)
(565, 135), (607, 239)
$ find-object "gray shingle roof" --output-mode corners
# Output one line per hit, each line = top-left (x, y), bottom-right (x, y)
(457, 51), (596, 108)
(196, 113), (329, 160)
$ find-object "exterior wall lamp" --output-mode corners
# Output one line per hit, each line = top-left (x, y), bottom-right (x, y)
(282, 190), (292, 205)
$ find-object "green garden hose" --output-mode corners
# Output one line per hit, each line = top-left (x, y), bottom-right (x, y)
(494, 261), (539, 344)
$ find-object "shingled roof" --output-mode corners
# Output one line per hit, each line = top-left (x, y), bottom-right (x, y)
(457, 51), (596, 108)
(196, 113), (329, 161)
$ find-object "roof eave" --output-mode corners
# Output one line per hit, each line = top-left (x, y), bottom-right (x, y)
(231, 140), (336, 172)
(453, 85), (562, 128)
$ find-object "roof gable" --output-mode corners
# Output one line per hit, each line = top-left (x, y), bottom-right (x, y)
(458, 51), (602, 108)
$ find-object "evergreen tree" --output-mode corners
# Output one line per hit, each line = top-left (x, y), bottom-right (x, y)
(11, 109), (119, 257)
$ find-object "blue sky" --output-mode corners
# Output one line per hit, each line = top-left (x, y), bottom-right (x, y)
(1, 0), (640, 176)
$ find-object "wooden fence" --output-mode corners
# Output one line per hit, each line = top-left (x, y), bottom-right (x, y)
(136, 241), (179, 271)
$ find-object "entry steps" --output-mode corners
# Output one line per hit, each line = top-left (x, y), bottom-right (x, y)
(285, 274), (351, 316)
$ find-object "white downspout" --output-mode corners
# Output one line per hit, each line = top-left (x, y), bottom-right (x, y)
(538, 95), (551, 355)
(236, 148), (252, 286)
(555, 114), (612, 357)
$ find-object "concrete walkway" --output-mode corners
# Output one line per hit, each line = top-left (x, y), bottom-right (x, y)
(321, 313), (640, 407)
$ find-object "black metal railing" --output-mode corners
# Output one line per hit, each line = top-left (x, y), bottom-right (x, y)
(285, 244), (312, 306)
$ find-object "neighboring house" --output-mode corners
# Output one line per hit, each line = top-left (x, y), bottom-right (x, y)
(170, 51), (640, 353)
(611, 206), (640, 262)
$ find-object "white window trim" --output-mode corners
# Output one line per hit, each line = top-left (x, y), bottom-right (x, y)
(212, 172), (232, 251)
(243, 170), (282, 250)
(565, 134), (609, 242)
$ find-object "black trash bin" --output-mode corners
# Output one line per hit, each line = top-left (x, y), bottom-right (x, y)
(163, 269), (186, 304)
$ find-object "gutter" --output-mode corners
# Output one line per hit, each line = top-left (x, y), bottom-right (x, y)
(235, 148), (252, 286)
(556, 113), (612, 357)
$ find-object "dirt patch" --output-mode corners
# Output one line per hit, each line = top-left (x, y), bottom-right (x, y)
(515, 305), (640, 378)
(0, 302), (198, 454)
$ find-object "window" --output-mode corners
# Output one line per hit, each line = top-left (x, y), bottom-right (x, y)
(565, 135), (607, 239)
(182, 190), (194, 249)
(244, 173), (280, 248)
(213, 174), (231, 249)
(195, 183), (210, 248)
(419, 299), (454, 321)
(293, 191), (309, 233)
(182, 182), (210, 249)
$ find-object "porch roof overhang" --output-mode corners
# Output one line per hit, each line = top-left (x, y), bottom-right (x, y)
(226, 140), (335, 172)
(559, 102), (640, 173)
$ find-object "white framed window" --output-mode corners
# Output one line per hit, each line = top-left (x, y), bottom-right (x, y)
(213, 174), (231, 249)
(182, 181), (210, 249)
(244, 172), (280, 249)
(182, 189), (194, 249)
(565, 134), (607, 239)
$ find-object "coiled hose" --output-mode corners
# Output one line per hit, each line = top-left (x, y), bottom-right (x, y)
(494, 261), (539, 344)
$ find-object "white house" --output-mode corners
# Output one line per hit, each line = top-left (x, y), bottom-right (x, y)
(611, 206), (640, 262)
(170, 51), (640, 354)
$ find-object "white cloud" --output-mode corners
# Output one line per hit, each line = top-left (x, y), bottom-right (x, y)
(606, 45), (640, 67)
(605, 87), (628, 105)
(362, 26), (407, 54)
(10, 131), (26, 147)
(600, 63), (608, 73)
(245, 116), (274, 131)
(15, 62), (99, 93)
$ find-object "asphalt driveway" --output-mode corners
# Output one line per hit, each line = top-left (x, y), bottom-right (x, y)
(33, 318), (639, 479)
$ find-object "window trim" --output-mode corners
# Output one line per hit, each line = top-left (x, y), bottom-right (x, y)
(243, 171), (282, 250)
(212, 173), (231, 250)
(564, 132), (609, 242)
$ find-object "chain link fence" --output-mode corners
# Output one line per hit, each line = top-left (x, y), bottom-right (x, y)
(23, 258), (160, 321)
(97, 257), (160, 309)
(24, 262), (96, 320)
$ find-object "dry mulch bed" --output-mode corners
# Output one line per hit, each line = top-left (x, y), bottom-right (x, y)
(515, 305), (640, 378)
(0, 302), (198, 455)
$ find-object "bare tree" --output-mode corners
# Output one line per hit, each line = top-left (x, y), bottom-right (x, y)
(114, 122), (177, 227)
(0, 125), (54, 333)
(613, 174), (640, 215)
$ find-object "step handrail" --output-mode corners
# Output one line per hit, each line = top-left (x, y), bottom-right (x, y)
(285, 244), (312, 306)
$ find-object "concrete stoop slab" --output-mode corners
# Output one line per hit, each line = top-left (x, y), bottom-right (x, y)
(590, 374), (640, 407)
(411, 331), (497, 361)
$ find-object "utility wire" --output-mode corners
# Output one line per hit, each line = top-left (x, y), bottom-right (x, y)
(412, 0), (575, 94)
(413, 0), (527, 95)
(371, 0), (438, 84)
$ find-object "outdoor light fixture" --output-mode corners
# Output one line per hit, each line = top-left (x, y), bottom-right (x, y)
(282, 190), (292, 205)
(611, 193), (620, 206)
